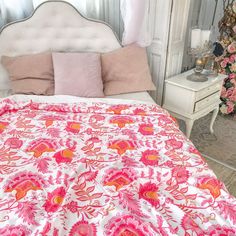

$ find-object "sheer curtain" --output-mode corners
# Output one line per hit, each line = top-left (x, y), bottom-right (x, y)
(0, 0), (151, 46)
(0, 0), (33, 25)
(0, 0), (102, 28)
(32, 0), (102, 19)
(120, 0), (151, 47)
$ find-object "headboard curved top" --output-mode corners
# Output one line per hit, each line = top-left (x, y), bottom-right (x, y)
(0, 0), (121, 57)
(0, 0), (122, 90)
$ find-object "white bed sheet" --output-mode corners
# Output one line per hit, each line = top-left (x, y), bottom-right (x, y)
(1, 92), (156, 105)
(107, 91), (155, 104)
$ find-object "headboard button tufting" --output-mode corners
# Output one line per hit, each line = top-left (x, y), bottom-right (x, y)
(0, 1), (121, 91)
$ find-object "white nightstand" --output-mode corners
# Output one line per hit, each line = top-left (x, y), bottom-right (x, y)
(162, 70), (227, 138)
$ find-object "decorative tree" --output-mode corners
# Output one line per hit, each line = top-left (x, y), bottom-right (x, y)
(216, 0), (236, 116)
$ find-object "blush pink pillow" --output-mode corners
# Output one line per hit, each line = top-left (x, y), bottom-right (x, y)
(52, 52), (104, 97)
(1, 53), (54, 95)
(101, 44), (155, 96)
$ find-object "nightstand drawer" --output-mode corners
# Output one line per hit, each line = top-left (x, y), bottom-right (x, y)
(194, 92), (220, 112)
(195, 83), (221, 101)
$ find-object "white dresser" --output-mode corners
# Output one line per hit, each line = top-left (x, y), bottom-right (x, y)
(163, 70), (227, 138)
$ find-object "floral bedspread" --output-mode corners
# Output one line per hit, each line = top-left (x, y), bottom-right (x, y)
(0, 98), (235, 236)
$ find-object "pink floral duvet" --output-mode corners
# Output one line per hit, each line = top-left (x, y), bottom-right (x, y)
(0, 98), (235, 236)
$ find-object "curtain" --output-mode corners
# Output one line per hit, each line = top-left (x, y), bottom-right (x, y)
(32, 0), (102, 19)
(0, 7), (4, 28)
(0, 0), (33, 25)
(120, 0), (151, 47)
(0, 0), (151, 46)
(0, 0), (102, 28)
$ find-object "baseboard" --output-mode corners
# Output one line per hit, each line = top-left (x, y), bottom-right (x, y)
(202, 153), (236, 172)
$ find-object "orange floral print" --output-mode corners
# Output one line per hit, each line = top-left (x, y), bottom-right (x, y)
(108, 140), (135, 155)
(110, 116), (134, 128)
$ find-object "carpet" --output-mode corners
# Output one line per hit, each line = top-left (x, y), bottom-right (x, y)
(190, 113), (236, 170)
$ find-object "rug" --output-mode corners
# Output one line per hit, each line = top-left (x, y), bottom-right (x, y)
(179, 113), (236, 170)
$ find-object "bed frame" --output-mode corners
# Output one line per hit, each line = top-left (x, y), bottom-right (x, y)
(0, 0), (122, 91)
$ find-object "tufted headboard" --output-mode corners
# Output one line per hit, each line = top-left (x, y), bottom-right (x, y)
(0, 0), (122, 92)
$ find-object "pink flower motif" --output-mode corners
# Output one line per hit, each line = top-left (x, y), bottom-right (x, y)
(4, 137), (23, 149)
(139, 182), (160, 207)
(4, 172), (46, 201)
(26, 111), (37, 118)
(207, 225), (236, 236)
(138, 123), (154, 135)
(226, 88), (234, 98)
(165, 160), (174, 168)
(229, 89), (236, 102)
(172, 166), (189, 184)
(66, 201), (78, 213)
(227, 42), (236, 54)
(103, 168), (137, 190)
(229, 54), (236, 63)
(53, 148), (74, 164)
(226, 101), (235, 114)
(229, 73), (236, 79)
(220, 60), (227, 68)
(140, 150), (160, 166)
(25, 139), (56, 158)
(133, 108), (146, 116)
(223, 57), (230, 63)
(80, 170), (98, 182)
(110, 116), (134, 128)
(0, 121), (9, 134)
(43, 187), (66, 213)
(69, 220), (97, 236)
(65, 122), (81, 134)
(165, 138), (183, 150)
(47, 128), (60, 137)
(221, 86), (227, 98)
(106, 104), (130, 115)
(0, 225), (31, 236)
(108, 140), (135, 155)
(105, 214), (154, 235)
(87, 137), (100, 143)
(181, 214), (205, 235)
(197, 176), (222, 199)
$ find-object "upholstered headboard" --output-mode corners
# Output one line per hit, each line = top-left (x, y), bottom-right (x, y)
(0, 0), (121, 92)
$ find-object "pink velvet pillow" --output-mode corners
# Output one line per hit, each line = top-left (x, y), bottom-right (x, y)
(101, 44), (155, 96)
(1, 52), (54, 95)
(52, 52), (104, 97)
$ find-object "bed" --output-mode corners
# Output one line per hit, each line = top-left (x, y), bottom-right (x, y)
(0, 1), (236, 236)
